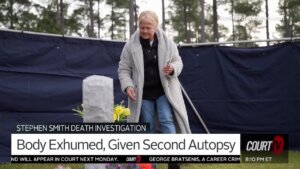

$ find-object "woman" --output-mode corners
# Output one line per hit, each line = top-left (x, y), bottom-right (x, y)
(118, 10), (191, 134)
(118, 10), (190, 169)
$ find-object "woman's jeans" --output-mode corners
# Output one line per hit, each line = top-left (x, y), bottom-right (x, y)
(140, 95), (176, 133)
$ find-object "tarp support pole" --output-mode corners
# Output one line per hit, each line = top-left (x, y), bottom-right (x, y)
(180, 83), (211, 134)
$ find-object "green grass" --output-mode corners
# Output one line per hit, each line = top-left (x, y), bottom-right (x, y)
(1, 151), (299, 169)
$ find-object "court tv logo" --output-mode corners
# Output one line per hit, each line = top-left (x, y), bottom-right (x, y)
(241, 134), (288, 163)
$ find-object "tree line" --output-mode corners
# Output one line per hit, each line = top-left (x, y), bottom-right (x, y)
(0, 0), (299, 45)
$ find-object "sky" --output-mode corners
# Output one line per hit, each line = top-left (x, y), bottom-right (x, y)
(136, 0), (281, 43)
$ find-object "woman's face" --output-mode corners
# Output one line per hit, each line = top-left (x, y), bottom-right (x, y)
(139, 20), (156, 40)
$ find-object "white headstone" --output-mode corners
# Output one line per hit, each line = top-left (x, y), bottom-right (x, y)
(83, 75), (113, 123)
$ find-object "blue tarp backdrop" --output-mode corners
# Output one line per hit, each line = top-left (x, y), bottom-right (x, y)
(0, 30), (300, 162)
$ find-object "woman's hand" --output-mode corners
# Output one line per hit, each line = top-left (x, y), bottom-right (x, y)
(163, 64), (174, 75)
(126, 87), (137, 101)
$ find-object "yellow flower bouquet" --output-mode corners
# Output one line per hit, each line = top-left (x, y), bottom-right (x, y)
(113, 101), (131, 123)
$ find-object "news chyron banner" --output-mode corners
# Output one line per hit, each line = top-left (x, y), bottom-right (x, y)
(11, 124), (240, 163)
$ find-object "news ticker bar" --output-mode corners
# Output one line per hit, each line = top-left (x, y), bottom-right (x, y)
(11, 155), (241, 163)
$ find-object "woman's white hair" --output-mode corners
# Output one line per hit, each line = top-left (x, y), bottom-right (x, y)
(138, 10), (159, 28)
